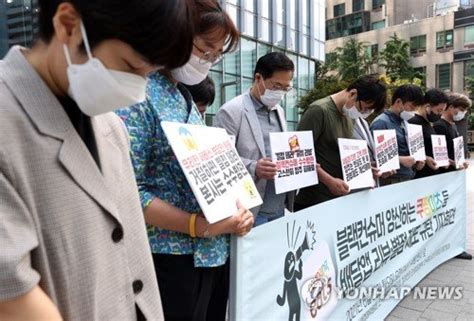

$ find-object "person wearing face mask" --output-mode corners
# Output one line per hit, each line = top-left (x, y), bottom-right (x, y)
(294, 75), (387, 210)
(433, 92), (471, 173)
(409, 89), (449, 179)
(213, 52), (295, 226)
(0, 1), (197, 320)
(370, 84), (426, 186)
(116, 2), (252, 320)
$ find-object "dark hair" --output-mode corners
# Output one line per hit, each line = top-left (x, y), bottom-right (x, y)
(447, 92), (472, 110)
(391, 84), (424, 106)
(253, 52), (295, 80)
(347, 75), (387, 112)
(196, 0), (240, 54)
(183, 76), (216, 106)
(38, 0), (196, 69)
(424, 88), (449, 106)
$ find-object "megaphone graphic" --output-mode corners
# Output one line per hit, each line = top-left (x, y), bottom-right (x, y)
(295, 233), (310, 261)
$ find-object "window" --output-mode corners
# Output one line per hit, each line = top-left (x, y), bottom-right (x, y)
(437, 64), (451, 90)
(241, 38), (256, 78)
(410, 35), (427, 54)
(413, 66), (427, 87)
(373, 0), (385, 10)
(436, 30), (454, 49)
(465, 25), (474, 44)
(371, 20), (385, 30)
(353, 0), (365, 12)
(334, 4), (345, 17)
(371, 44), (379, 59)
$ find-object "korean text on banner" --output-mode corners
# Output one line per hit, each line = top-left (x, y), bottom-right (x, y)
(161, 121), (262, 223)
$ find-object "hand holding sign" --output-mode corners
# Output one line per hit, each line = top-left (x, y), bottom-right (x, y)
(327, 177), (350, 196)
(256, 158), (278, 180)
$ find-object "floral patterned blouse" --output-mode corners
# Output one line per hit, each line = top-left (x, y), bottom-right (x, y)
(116, 73), (229, 267)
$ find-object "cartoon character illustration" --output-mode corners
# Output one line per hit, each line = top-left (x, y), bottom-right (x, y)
(277, 251), (303, 321)
(277, 221), (312, 321)
(179, 127), (198, 151)
(243, 179), (257, 199)
(288, 135), (300, 152)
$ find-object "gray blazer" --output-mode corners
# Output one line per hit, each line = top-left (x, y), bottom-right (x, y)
(213, 91), (294, 215)
(0, 47), (164, 320)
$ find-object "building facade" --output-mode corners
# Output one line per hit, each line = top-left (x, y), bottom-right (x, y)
(326, 0), (474, 94)
(0, 0), (326, 131)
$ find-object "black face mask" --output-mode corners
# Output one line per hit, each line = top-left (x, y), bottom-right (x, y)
(427, 112), (441, 123)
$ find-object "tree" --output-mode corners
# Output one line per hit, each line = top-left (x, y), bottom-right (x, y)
(332, 37), (372, 83)
(379, 33), (417, 82)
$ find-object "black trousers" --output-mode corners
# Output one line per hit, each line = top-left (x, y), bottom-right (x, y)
(153, 254), (229, 321)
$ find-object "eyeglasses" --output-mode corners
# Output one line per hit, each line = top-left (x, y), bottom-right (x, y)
(267, 79), (294, 93)
(193, 43), (223, 65)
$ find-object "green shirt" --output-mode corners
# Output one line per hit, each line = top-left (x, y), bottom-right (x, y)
(296, 96), (354, 206)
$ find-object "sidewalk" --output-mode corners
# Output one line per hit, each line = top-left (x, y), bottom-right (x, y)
(386, 159), (474, 321)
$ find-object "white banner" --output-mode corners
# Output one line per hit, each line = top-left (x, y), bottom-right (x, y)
(161, 121), (262, 223)
(338, 138), (373, 190)
(373, 129), (400, 174)
(270, 131), (318, 194)
(230, 171), (466, 321)
(432, 135), (449, 167)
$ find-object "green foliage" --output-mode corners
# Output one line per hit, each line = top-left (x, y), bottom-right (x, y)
(379, 33), (417, 82)
(332, 38), (372, 83)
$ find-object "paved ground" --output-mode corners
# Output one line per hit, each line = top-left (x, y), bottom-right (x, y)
(386, 157), (474, 321)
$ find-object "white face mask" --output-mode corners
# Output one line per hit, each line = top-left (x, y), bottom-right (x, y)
(258, 79), (287, 107)
(171, 54), (212, 85)
(63, 22), (147, 117)
(453, 110), (467, 121)
(400, 110), (415, 121)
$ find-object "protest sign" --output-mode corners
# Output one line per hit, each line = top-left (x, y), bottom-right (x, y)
(406, 123), (426, 161)
(338, 138), (373, 190)
(270, 131), (318, 194)
(161, 121), (262, 223)
(453, 136), (465, 169)
(431, 135), (449, 167)
(230, 171), (466, 321)
(373, 129), (400, 174)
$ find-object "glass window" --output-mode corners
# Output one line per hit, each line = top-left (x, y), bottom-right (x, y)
(410, 35), (427, 54)
(224, 49), (240, 75)
(289, 30), (297, 51)
(224, 74), (241, 102)
(227, 4), (239, 28)
(257, 43), (272, 59)
(287, 53), (298, 89)
(276, 0), (284, 24)
(437, 63), (451, 90)
(244, 0), (255, 12)
(373, 0), (385, 10)
(334, 4), (346, 17)
(241, 38), (256, 78)
(285, 91), (298, 122)
(261, 19), (271, 42)
(371, 44), (379, 58)
(242, 77), (253, 92)
(1, 0), (40, 58)
(261, 0), (270, 18)
(353, 0), (365, 12)
(465, 25), (474, 44)
(298, 57), (310, 90)
(371, 20), (385, 30)
(302, 0), (310, 35)
(436, 30), (454, 49)
(309, 61), (315, 88)
(244, 12), (256, 37)
(290, 0), (296, 29)
(207, 70), (222, 115)
(276, 24), (286, 47)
